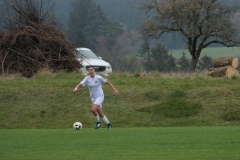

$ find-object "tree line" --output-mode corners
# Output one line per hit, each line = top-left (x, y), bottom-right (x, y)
(139, 0), (240, 72)
(1, 0), (239, 73)
(64, 0), (216, 72)
(139, 41), (213, 72)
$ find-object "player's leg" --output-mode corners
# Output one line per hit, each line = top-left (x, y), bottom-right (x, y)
(97, 108), (105, 118)
(91, 104), (99, 116)
(97, 108), (112, 130)
(94, 96), (112, 130)
(92, 104), (101, 129)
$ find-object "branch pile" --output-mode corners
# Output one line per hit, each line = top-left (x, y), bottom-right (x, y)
(208, 57), (239, 77)
(0, 1), (81, 77)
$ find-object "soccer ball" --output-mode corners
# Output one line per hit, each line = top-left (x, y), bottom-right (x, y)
(73, 122), (82, 130)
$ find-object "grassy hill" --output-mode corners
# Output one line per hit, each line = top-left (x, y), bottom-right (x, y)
(1, 71), (240, 129)
(170, 47), (240, 59)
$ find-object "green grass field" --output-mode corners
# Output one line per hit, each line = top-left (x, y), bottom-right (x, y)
(1, 127), (240, 160)
(1, 71), (240, 159)
(170, 47), (240, 59)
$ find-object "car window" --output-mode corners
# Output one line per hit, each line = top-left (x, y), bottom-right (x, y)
(77, 50), (99, 59)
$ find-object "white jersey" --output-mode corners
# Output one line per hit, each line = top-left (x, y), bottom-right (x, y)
(80, 75), (107, 98)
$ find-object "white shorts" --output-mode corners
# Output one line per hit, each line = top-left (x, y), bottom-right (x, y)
(91, 96), (104, 109)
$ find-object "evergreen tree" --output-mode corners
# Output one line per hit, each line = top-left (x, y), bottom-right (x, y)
(138, 40), (150, 58)
(177, 52), (190, 71)
(67, 0), (94, 46)
(167, 53), (176, 71)
(197, 54), (213, 70)
(93, 0), (141, 30)
(142, 44), (176, 72)
(75, 30), (90, 48)
(67, 0), (123, 49)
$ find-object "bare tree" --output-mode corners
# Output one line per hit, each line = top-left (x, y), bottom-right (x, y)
(139, 0), (240, 72)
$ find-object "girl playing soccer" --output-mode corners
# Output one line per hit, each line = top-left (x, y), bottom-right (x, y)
(73, 66), (119, 129)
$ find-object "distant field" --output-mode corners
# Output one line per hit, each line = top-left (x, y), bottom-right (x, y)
(1, 127), (240, 160)
(170, 47), (240, 59)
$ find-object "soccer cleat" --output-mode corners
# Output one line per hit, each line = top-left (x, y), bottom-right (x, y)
(95, 122), (101, 129)
(107, 123), (112, 130)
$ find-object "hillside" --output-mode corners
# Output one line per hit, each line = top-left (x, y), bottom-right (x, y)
(1, 71), (240, 129)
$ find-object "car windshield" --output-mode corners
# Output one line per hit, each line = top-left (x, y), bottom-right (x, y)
(76, 50), (99, 59)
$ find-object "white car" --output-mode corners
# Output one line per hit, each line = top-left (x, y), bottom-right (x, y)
(75, 48), (112, 76)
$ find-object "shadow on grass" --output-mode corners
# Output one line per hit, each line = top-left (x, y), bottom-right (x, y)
(223, 110), (240, 121)
(169, 90), (187, 98)
(138, 99), (202, 118)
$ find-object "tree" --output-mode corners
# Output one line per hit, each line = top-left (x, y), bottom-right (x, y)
(139, 0), (240, 72)
(138, 40), (150, 57)
(93, 0), (141, 30)
(75, 30), (90, 48)
(96, 29), (139, 72)
(67, 0), (123, 49)
(142, 43), (176, 72)
(119, 54), (139, 72)
(197, 54), (213, 70)
(177, 52), (190, 71)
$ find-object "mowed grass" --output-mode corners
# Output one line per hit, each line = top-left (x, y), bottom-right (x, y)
(0, 127), (240, 160)
(170, 47), (240, 59)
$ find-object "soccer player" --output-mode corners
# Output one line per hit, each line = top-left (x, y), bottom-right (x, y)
(73, 66), (119, 129)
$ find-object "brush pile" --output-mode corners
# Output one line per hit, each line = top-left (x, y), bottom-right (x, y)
(0, 1), (81, 77)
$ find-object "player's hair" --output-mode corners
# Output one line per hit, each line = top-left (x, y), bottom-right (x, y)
(86, 65), (95, 70)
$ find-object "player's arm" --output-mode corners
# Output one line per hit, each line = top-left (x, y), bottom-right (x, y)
(73, 83), (82, 92)
(106, 81), (119, 95)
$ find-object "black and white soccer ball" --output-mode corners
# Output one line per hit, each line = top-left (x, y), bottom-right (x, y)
(73, 122), (83, 130)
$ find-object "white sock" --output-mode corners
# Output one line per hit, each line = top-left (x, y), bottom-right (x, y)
(95, 115), (100, 122)
(102, 116), (110, 124)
